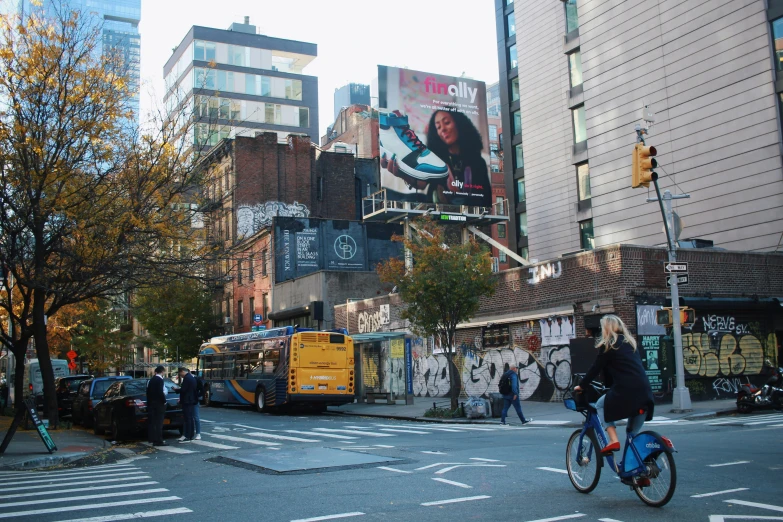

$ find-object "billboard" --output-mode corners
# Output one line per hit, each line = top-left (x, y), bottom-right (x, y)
(377, 65), (492, 207)
(274, 217), (403, 283)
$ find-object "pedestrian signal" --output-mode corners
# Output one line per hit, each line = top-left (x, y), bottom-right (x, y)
(655, 307), (696, 327)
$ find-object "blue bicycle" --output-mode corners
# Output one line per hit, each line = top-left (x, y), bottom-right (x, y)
(564, 383), (677, 507)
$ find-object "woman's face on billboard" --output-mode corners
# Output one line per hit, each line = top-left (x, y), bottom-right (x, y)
(434, 111), (458, 146)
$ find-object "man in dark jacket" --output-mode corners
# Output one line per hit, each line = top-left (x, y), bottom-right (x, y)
(500, 365), (532, 425)
(146, 366), (168, 446)
(177, 367), (198, 443)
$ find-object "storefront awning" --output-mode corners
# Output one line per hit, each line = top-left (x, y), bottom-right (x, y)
(457, 305), (575, 329)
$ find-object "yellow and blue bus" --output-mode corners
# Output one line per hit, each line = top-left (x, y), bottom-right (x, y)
(197, 326), (355, 412)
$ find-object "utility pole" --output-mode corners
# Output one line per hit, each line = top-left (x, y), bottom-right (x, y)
(633, 107), (693, 412)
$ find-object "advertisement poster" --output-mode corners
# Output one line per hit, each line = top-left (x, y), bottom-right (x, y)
(324, 221), (366, 272)
(377, 65), (491, 207)
(540, 316), (576, 346)
(640, 335), (663, 393)
(636, 305), (666, 336)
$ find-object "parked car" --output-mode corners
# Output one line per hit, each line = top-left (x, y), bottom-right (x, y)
(55, 374), (92, 417)
(72, 376), (132, 427)
(93, 378), (183, 440)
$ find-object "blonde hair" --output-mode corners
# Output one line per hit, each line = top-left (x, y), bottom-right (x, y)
(596, 314), (637, 351)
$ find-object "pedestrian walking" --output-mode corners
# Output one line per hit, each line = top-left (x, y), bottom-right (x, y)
(146, 365), (168, 446)
(192, 371), (204, 440)
(499, 364), (532, 425)
(177, 367), (197, 443)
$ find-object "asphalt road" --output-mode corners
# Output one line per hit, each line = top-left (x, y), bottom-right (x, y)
(2, 406), (782, 522)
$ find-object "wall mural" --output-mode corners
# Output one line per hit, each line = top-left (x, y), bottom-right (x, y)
(237, 201), (310, 239)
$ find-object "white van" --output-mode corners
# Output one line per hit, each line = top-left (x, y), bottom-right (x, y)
(24, 359), (69, 406)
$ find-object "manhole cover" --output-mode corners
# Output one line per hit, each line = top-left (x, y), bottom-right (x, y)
(210, 447), (403, 474)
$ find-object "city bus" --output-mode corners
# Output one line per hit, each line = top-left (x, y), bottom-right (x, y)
(197, 326), (355, 412)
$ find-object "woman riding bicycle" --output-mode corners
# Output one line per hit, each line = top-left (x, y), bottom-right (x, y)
(574, 314), (654, 455)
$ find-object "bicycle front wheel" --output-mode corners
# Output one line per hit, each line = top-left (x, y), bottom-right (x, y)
(634, 450), (677, 507)
(566, 429), (602, 493)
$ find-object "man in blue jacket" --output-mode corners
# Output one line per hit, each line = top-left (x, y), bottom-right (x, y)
(177, 367), (198, 443)
(500, 364), (532, 425)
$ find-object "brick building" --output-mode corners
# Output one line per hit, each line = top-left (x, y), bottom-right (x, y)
(320, 104), (379, 161)
(335, 244), (783, 403)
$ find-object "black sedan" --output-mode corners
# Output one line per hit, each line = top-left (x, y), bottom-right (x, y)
(93, 378), (184, 440)
(55, 374), (92, 417)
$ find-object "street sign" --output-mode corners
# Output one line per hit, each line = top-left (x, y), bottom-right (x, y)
(666, 274), (689, 287)
(66, 350), (77, 360)
(68, 361), (77, 370)
(253, 314), (263, 324)
(664, 262), (688, 273)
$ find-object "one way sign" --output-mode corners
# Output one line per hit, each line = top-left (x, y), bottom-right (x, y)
(664, 262), (688, 273)
(666, 274), (689, 287)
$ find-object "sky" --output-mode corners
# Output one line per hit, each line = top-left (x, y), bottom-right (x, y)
(137, 0), (500, 138)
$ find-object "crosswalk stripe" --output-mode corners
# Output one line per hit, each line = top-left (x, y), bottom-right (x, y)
(244, 432), (321, 443)
(53, 507), (194, 522)
(204, 433), (281, 446)
(0, 467), (138, 484)
(0, 471), (147, 487)
(373, 424), (463, 433)
(0, 476), (152, 494)
(0, 481), (159, 500)
(0, 488), (169, 508)
(423, 425), (498, 431)
(151, 445), (197, 454)
(0, 464), (135, 478)
(189, 440), (239, 450)
(0, 496), (182, 519)
(285, 430), (358, 440)
(744, 419), (783, 426)
(311, 428), (394, 437)
(379, 428), (431, 435)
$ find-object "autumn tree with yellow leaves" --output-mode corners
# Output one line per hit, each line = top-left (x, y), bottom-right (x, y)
(0, 5), (214, 426)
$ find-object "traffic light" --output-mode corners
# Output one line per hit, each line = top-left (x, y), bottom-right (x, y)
(655, 307), (696, 327)
(632, 144), (658, 188)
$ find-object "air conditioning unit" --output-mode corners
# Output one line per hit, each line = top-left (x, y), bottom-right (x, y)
(224, 316), (232, 324)
(491, 257), (500, 273)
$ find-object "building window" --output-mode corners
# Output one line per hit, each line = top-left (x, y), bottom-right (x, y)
(193, 40), (216, 62)
(569, 51), (583, 88)
(518, 212), (527, 237)
(510, 77), (519, 102)
(507, 0), (513, 4)
(299, 107), (310, 128)
(261, 249), (268, 276)
(577, 163), (591, 201)
(519, 247), (529, 259)
(249, 297), (255, 315)
(499, 251), (507, 263)
(237, 259), (242, 285)
(498, 224), (506, 239)
(508, 44), (518, 70)
(249, 255), (255, 281)
(514, 143), (524, 170)
(580, 220), (594, 250)
(228, 45), (246, 66)
(512, 110), (522, 136)
(516, 178), (526, 203)
(572, 105), (586, 144)
(489, 125), (498, 141)
(773, 18), (783, 71)
(507, 12), (516, 38)
(262, 293), (268, 320)
(238, 300), (244, 326)
(565, 0), (579, 33)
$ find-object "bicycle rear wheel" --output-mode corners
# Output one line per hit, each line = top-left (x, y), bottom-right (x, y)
(566, 429), (602, 493)
(634, 451), (677, 507)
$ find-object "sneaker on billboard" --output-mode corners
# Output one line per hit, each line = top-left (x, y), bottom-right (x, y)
(379, 111), (448, 181)
(194, 434), (202, 440)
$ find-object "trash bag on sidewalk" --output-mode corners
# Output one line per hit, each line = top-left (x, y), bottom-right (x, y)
(489, 393), (504, 418)
(465, 396), (490, 419)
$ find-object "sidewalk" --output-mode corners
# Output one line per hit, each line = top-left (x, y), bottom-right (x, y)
(327, 397), (739, 426)
(0, 416), (110, 470)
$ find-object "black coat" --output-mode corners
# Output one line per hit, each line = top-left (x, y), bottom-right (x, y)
(146, 375), (166, 405)
(179, 372), (198, 405)
(579, 335), (654, 423)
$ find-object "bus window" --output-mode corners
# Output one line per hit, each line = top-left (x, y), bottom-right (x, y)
(210, 355), (224, 379)
(235, 353), (251, 378)
(330, 334), (344, 344)
(248, 351), (264, 376)
(263, 349), (280, 374)
(202, 355), (212, 379)
(223, 355), (236, 379)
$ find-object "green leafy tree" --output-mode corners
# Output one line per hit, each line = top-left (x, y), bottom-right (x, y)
(133, 279), (222, 362)
(70, 300), (135, 375)
(377, 220), (496, 411)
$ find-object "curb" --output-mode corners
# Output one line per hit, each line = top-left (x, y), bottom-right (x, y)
(681, 408), (737, 421)
(326, 410), (585, 427)
(0, 451), (92, 471)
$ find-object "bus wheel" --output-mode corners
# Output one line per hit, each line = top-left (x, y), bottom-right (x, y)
(255, 388), (267, 413)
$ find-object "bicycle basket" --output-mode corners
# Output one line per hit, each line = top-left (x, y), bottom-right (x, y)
(564, 389), (592, 412)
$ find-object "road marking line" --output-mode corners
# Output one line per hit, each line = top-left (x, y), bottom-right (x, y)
(415, 463), (463, 471)
(744, 420), (783, 426)
(708, 461), (751, 467)
(524, 515), (586, 522)
(52, 507), (194, 522)
(342, 426), (372, 430)
(537, 467), (569, 474)
(708, 420), (741, 425)
(707, 515), (783, 521)
(0, 466), (138, 482)
(0, 481), (159, 500)
(421, 495), (491, 506)
(151, 445), (196, 454)
(189, 440), (239, 450)
(432, 478), (472, 489)
(0, 488), (169, 508)
(470, 458), (499, 462)
(373, 424), (463, 433)
(771, 424), (783, 427)
(377, 467), (410, 473)
(290, 512), (365, 522)
(0, 476), (152, 493)
(286, 430), (358, 440)
(245, 432), (320, 442)
(373, 445), (395, 448)
(0, 496), (182, 519)
(204, 433), (281, 446)
(528, 420), (570, 425)
(691, 488), (749, 498)
(652, 416), (671, 420)
(723, 500), (783, 512)
(421, 451), (446, 455)
(598, 519), (624, 522)
(379, 428), (431, 435)
(435, 464), (505, 474)
(0, 464), (136, 478)
(311, 428), (394, 437)
(200, 419), (216, 423)
(0, 471), (147, 486)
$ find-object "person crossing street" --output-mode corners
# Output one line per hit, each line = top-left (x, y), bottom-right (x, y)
(499, 364), (532, 426)
(177, 367), (198, 443)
